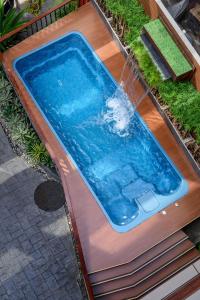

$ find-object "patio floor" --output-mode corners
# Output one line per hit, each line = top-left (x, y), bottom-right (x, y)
(0, 125), (83, 299)
(2, 1), (200, 276)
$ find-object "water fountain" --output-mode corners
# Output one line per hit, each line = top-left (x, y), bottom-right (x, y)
(101, 54), (149, 137)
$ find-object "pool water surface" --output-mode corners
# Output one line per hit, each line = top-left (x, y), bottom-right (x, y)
(14, 32), (188, 232)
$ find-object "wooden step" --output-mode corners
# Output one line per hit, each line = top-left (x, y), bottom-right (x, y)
(95, 248), (200, 299)
(93, 239), (194, 295)
(143, 19), (193, 81)
(90, 231), (187, 284)
(141, 32), (172, 80)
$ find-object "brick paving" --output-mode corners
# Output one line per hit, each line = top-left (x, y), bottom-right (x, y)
(0, 125), (83, 300)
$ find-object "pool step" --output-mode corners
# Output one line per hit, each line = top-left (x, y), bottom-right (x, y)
(89, 230), (187, 283)
(89, 231), (200, 299)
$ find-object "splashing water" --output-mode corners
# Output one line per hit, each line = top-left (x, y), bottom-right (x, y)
(100, 53), (149, 137)
(74, 54), (148, 137)
(102, 86), (135, 137)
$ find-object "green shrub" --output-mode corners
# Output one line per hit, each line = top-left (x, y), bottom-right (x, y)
(26, 141), (52, 167)
(133, 40), (162, 88)
(0, 66), (53, 167)
(101, 0), (200, 143)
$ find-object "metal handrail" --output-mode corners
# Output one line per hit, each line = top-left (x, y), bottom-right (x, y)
(0, 0), (78, 51)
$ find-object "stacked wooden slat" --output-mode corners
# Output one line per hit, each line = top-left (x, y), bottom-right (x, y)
(89, 231), (200, 299)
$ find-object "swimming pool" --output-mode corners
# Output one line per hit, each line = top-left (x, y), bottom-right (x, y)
(14, 32), (188, 232)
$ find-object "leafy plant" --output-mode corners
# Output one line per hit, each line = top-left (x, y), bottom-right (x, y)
(0, 65), (53, 167)
(0, 0), (25, 36)
(27, 0), (42, 16)
(26, 141), (52, 167)
(0, 0), (26, 51)
(133, 40), (162, 88)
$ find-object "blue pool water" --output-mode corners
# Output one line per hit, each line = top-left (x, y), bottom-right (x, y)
(14, 32), (188, 232)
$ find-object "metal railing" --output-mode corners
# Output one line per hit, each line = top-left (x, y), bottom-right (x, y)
(0, 0), (79, 52)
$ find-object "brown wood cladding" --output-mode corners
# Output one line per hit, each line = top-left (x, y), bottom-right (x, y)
(139, 0), (159, 19)
(2, 0), (200, 282)
(93, 239), (194, 295)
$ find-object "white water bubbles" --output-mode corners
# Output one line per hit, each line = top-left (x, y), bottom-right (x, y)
(102, 86), (135, 137)
(101, 54), (149, 137)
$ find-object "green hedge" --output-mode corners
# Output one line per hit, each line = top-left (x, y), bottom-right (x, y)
(103, 0), (200, 143)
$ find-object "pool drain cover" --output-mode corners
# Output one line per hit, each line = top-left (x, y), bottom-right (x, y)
(34, 180), (66, 212)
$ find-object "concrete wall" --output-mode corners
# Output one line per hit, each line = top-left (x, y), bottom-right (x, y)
(139, 0), (200, 91)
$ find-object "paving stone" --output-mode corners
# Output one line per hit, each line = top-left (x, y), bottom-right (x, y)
(7, 222), (22, 234)
(48, 238), (67, 255)
(11, 229), (24, 239)
(22, 285), (37, 300)
(24, 264), (40, 280)
(45, 275), (60, 291)
(1, 294), (10, 300)
(0, 125), (83, 299)
(3, 279), (16, 295)
(13, 272), (30, 288)
(0, 285), (6, 296)
(20, 240), (33, 253)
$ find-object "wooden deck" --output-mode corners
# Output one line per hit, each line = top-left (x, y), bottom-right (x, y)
(2, 1), (200, 277)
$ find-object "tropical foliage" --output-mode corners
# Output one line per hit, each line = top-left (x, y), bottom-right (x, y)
(0, 0), (25, 36)
(0, 66), (53, 167)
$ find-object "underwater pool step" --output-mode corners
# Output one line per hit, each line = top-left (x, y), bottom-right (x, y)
(93, 239), (194, 296)
(95, 248), (200, 299)
(89, 230), (187, 283)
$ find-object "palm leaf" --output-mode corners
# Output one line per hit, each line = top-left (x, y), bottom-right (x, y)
(0, 1), (26, 36)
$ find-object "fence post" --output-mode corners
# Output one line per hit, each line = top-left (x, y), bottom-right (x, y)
(0, 52), (3, 61)
(79, 0), (89, 7)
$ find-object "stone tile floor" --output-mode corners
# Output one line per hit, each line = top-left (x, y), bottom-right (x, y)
(0, 125), (83, 299)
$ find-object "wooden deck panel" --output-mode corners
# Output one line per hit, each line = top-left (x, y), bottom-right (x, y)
(93, 239), (194, 295)
(97, 248), (200, 300)
(2, 2), (200, 276)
